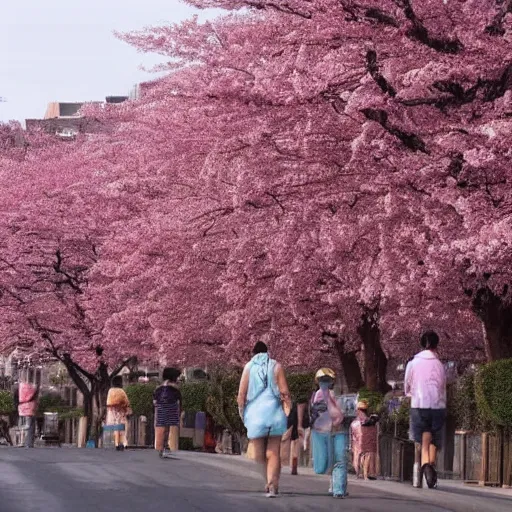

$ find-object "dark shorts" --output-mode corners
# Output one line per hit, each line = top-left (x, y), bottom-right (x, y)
(410, 408), (446, 448)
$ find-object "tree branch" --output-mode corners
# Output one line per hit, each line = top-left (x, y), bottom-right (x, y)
(364, 7), (399, 27)
(366, 50), (397, 97)
(361, 108), (429, 153)
(485, 0), (512, 36)
(246, 1), (312, 19)
(394, 0), (463, 54)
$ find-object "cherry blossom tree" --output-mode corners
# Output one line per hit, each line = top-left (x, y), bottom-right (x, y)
(112, 0), (511, 388)
(2, 0), (510, 397)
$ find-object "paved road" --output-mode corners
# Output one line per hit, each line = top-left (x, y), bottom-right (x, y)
(0, 448), (510, 512)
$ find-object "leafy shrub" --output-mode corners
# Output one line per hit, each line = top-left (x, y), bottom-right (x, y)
(379, 398), (410, 439)
(59, 408), (84, 420)
(36, 393), (84, 420)
(37, 393), (64, 416)
(475, 359), (512, 429)
(206, 368), (245, 436)
(451, 371), (485, 432)
(179, 437), (195, 451)
(125, 383), (157, 418)
(357, 387), (384, 413)
(181, 382), (208, 413)
(0, 391), (15, 415)
(287, 373), (315, 403)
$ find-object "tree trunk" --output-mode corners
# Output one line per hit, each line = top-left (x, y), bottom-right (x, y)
(54, 350), (131, 446)
(334, 340), (364, 392)
(357, 306), (391, 394)
(472, 287), (512, 360)
(90, 374), (111, 446)
(82, 391), (93, 441)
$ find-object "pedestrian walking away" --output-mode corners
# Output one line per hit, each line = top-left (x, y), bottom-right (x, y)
(153, 367), (182, 458)
(106, 376), (132, 451)
(238, 341), (292, 498)
(350, 399), (379, 480)
(405, 330), (447, 489)
(18, 379), (40, 449)
(309, 368), (347, 498)
(281, 402), (309, 475)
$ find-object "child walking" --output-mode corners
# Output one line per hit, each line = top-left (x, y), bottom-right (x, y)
(154, 367), (182, 458)
(350, 399), (379, 480)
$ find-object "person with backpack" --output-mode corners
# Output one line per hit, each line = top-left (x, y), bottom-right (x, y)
(350, 399), (379, 480)
(153, 367), (182, 458)
(404, 330), (446, 489)
(106, 376), (132, 451)
(310, 368), (347, 498)
(237, 341), (291, 498)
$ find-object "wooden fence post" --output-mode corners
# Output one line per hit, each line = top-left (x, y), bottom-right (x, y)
(138, 416), (147, 446)
(77, 417), (87, 448)
(479, 432), (488, 486)
(460, 431), (467, 481)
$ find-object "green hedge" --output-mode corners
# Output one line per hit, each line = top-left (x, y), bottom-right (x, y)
(37, 393), (84, 419)
(357, 388), (384, 414)
(37, 393), (64, 416)
(206, 369), (244, 436)
(0, 391), (15, 415)
(475, 359), (512, 429)
(125, 381), (209, 417)
(181, 382), (208, 413)
(451, 372), (483, 432)
(179, 437), (195, 451)
(123, 371), (318, 436)
(287, 373), (315, 403)
(379, 399), (410, 439)
(125, 383), (157, 417)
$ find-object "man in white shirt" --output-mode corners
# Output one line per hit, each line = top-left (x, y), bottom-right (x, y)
(404, 330), (446, 488)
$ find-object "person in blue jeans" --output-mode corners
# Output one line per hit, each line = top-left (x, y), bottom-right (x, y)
(238, 342), (291, 498)
(309, 368), (346, 497)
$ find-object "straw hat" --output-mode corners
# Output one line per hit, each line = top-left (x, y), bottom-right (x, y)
(315, 367), (336, 383)
(357, 399), (369, 410)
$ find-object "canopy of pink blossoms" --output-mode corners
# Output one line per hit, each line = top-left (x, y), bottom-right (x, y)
(1, 0), (511, 376)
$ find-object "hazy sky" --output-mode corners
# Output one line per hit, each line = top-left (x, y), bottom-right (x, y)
(0, 1), (214, 123)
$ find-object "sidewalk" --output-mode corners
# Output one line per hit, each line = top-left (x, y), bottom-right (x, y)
(181, 450), (512, 501)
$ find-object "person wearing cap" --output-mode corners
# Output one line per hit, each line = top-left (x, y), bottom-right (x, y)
(237, 341), (292, 498)
(309, 368), (345, 495)
(350, 400), (378, 480)
(404, 330), (446, 489)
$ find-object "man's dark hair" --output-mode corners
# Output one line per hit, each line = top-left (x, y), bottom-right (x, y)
(252, 341), (268, 355)
(420, 330), (439, 350)
(162, 367), (181, 382)
(112, 376), (123, 388)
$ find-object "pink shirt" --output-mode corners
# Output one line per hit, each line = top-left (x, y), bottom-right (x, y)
(18, 382), (38, 417)
(311, 388), (343, 432)
(404, 350), (446, 409)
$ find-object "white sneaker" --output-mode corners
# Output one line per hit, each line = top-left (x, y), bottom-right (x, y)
(266, 487), (278, 498)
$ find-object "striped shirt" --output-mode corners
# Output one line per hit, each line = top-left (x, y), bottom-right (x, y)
(153, 383), (181, 427)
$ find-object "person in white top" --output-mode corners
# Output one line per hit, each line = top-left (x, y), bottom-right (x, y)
(404, 330), (446, 489)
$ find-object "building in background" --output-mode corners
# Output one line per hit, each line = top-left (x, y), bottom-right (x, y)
(25, 95), (128, 139)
